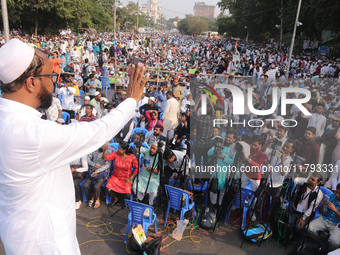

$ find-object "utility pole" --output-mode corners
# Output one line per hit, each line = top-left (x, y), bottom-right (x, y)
(1, 0), (10, 42)
(280, 0), (283, 51)
(136, 0), (139, 32)
(286, 0), (302, 78)
(113, 1), (117, 39)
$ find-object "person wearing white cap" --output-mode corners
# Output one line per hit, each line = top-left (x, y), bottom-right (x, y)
(0, 39), (148, 255)
(79, 95), (97, 118)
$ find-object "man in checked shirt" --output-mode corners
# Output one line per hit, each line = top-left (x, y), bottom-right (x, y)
(192, 92), (216, 186)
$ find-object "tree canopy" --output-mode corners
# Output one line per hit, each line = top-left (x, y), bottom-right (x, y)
(177, 15), (217, 35)
(217, 0), (340, 47)
(0, 0), (150, 35)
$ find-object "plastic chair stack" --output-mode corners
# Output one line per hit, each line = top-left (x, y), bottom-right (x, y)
(124, 199), (157, 243)
(164, 185), (195, 226)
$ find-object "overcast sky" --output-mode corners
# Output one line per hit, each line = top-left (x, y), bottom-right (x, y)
(118, 0), (222, 19)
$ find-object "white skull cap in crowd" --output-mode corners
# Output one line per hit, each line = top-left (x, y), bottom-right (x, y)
(0, 39), (35, 84)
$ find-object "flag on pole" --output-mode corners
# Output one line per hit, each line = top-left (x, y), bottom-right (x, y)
(235, 41), (238, 52)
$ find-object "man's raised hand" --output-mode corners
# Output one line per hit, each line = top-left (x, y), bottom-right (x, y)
(127, 63), (149, 102)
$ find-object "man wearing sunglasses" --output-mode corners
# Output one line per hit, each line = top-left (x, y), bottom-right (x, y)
(0, 39), (148, 255)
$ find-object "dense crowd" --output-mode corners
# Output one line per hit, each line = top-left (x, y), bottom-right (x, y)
(1, 30), (340, 254)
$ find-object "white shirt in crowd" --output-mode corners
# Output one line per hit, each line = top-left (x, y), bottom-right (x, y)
(46, 97), (62, 122)
(307, 113), (326, 138)
(0, 97), (136, 254)
(60, 86), (76, 110)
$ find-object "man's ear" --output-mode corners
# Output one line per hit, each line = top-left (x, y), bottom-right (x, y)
(25, 77), (38, 93)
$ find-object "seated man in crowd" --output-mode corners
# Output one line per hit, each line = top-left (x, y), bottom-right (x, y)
(112, 86), (122, 103)
(308, 183), (340, 252)
(132, 143), (160, 205)
(79, 104), (97, 122)
(79, 96), (97, 118)
(288, 173), (323, 241)
(172, 113), (188, 149)
(90, 91), (101, 108)
(145, 124), (164, 147)
(83, 145), (111, 210)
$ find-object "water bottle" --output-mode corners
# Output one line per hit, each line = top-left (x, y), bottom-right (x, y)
(244, 196), (250, 208)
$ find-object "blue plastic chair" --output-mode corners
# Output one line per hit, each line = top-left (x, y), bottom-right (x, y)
(100, 77), (111, 97)
(129, 142), (149, 150)
(164, 185), (195, 226)
(236, 129), (252, 137)
(186, 180), (209, 206)
(79, 176), (89, 203)
(224, 188), (254, 230)
(58, 94), (63, 103)
(131, 128), (148, 137)
(109, 143), (119, 150)
(124, 199), (157, 243)
(61, 111), (70, 124)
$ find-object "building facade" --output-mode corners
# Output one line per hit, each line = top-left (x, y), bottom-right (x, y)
(193, 2), (215, 19)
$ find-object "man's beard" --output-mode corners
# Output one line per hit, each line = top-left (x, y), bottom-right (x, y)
(37, 84), (53, 109)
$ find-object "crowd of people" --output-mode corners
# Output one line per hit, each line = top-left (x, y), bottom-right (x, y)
(1, 29), (340, 254)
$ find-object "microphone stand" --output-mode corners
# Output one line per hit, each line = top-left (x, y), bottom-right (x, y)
(135, 145), (141, 202)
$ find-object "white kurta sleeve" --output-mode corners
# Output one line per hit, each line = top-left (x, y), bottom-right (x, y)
(39, 98), (136, 170)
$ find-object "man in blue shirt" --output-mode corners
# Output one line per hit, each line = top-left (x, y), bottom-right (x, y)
(157, 84), (167, 115)
(308, 183), (340, 251)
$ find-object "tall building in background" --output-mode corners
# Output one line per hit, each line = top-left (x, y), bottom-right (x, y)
(194, 2), (216, 19)
(140, 0), (162, 23)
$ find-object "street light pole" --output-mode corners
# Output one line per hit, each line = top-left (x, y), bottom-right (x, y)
(114, 1), (117, 39)
(136, 0), (139, 32)
(1, 0), (10, 42)
(286, 0), (302, 78)
(280, 0), (283, 51)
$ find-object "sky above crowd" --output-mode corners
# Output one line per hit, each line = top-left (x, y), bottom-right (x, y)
(118, 0), (222, 19)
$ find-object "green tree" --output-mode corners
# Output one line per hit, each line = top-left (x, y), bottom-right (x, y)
(177, 16), (210, 35)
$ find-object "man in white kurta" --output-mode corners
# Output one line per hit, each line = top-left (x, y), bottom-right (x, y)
(0, 39), (148, 255)
(161, 91), (179, 140)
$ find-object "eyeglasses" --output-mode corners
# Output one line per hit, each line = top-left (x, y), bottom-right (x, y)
(35, 72), (59, 83)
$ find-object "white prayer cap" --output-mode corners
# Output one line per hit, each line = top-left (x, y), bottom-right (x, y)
(0, 39), (35, 84)
(56, 118), (65, 124)
(84, 96), (91, 100)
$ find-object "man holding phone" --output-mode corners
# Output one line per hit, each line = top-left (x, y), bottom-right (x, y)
(308, 183), (340, 251)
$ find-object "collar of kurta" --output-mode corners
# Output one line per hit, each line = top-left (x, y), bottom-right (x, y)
(0, 97), (42, 118)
